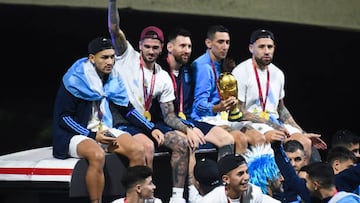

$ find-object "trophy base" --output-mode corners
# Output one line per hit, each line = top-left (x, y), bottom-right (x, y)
(228, 108), (242, 122)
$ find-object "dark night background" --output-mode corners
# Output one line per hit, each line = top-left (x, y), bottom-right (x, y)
(0, 3), (359, 157)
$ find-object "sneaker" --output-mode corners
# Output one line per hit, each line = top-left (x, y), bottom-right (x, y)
(169, 197), (186, 203)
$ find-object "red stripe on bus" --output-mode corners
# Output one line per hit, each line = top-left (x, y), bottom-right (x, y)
(0, 168), (73, 175)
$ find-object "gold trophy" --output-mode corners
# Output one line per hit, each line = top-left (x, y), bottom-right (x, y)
(218, 72), (242, 121)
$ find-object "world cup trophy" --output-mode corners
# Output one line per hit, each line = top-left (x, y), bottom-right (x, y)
(218, 72), (242, 121)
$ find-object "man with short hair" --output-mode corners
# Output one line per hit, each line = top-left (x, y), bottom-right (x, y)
(231, 29), (327, 161)
(217, 153), (276, 202)
(188, 155), (227, 203)
(108, 1), (202, 202)
(284, 140), (308, 173)
(305, 161), (360, 202)
(53, 37), (162, 203)
(112, 165), (162, 203)
(331, 129), (360, 161)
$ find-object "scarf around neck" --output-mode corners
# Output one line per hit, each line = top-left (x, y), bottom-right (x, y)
(63, 57), (129, 128)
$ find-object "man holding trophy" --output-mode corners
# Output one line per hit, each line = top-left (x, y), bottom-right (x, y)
(191, 25), (266, 153)
(218, 72), (242, 122)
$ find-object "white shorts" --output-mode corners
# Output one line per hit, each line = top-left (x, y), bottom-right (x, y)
(68, 128), (127, 158)
(250, 122), (301, 135)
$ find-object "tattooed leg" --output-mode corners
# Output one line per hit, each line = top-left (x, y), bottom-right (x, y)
(163, 130), (190, 188)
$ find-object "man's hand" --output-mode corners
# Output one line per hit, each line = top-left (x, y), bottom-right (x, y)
(304, 133), (327, 150)
(151, 129), (164, 147)
(186, 127), (205, 150)
(96, 129), (116, 144)
(265, 129), (288, 143)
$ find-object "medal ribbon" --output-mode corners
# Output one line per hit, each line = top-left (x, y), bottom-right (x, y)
(253, 60), (270, 112)
(211, 60), (222, 99)
(167, 57), (184, 114)
(140, 56), (156, 111)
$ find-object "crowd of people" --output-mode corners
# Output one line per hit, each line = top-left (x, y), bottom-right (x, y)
(52, 0), (360, 202)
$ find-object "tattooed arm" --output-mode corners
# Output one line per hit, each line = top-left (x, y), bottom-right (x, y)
(277, 99), (303, 131)
(239, 100), (285, 131)
(160, 101), (189, 133)
(108, 0), (128, 56)
(160, 101), (204, 149)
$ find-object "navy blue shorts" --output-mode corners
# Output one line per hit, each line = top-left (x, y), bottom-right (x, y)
(155, 121), (216, 150)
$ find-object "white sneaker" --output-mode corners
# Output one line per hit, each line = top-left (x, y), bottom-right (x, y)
(169, 197), (186, 203)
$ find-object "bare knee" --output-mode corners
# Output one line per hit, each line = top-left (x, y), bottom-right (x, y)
(246, 129), (266, 146)
(86, 150), (106, 169)
(230, 130), (248, 154)
(207, 127), (235, 147)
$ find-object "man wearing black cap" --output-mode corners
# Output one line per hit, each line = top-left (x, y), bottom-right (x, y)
(231, 29), (327, 162)
(217, 153), (264, 202)
(53, 37), (163, 203)
(108, 1), (203, 202)
(188, 157), (227, 203)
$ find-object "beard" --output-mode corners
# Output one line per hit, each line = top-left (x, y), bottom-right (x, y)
(254, 56), (272, 67)
(141, 52), (158, 64)
(174, 53), (189, 65)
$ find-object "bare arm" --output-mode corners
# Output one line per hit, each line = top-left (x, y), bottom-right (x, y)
(277, 99), (303, 131)
(160, 101), (189, 133)
(238, 100), (285, 130)
(108, 0), (128, 56)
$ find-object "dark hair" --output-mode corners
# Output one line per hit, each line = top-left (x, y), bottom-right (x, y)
(299, 164), (309, 173)
(306, 162), (335, 189)
(167, 27), (192, 42)
(121, 165), (153, 191)
(331, 129), (359, 148)
(326, 146), (357, 165)
(206, 25), (230, 40)
(284, 140), (305, 154)
(249, 29), (275, 44)
(88, 37), (113, 55)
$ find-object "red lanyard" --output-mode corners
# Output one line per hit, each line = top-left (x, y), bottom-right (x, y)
(253, 60), (270, 112)
(211, 61), (222, 99)
(140, 56), (156, 111)
(167, 57), (184, 113)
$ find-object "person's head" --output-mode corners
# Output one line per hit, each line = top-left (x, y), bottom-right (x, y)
(326, 146), (356, 175)
(87, 37), (115, 75)
(218, 154), (249, 197)
(121, 165), (156, 199)
(249, 29), (275, 68)
(205, 25), (230, 62)
(194, 158), (222, 195)
(166, 28), (192, 68)
(331, 129), (360, 160)
(247, 154), (283, 195)
(245, 145), (283, 196)
(139, 26), (164, 64)
(304, 162), (335, 199)
(298, 165), (309, 180)
(284, 140), (308, 172)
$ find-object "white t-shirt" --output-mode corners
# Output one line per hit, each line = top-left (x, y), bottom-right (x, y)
(231, 58), (285, 120)
(188, 185), (228, 203)
(231, 59), (302, 134)
(228, 183), (264, 203)
(113, 41), (175, 113)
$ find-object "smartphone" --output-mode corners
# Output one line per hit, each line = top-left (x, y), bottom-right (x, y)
(104, 131), (116, 138)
